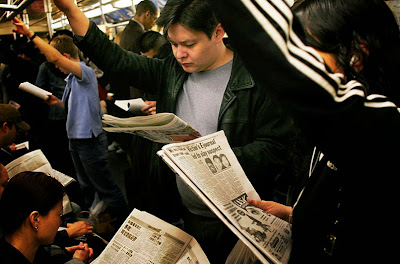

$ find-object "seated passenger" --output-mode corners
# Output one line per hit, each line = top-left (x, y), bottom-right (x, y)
(0, 171), (93, 264)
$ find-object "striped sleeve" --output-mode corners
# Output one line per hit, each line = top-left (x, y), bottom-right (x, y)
(213, 0), (400, 146)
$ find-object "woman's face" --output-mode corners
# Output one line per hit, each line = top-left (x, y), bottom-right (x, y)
(37, 200), (63, 245)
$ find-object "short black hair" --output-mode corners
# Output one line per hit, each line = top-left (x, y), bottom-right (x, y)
(157, 0), (219, 39)
(136, 0), (158, 16)
(138, 31), (167, 54)
(0, 172), (65, 235)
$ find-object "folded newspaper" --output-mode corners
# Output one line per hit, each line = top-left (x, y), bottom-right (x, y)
(5, 149), (76, 215)
(102, 113), (201, 144)
(92, 209), (210, 264)
(157, 131), (292, 264)
(114, 98), (147, 114)
(18, 81), (52, 100)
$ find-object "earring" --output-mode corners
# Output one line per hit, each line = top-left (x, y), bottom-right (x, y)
(35, 226), (38, 231)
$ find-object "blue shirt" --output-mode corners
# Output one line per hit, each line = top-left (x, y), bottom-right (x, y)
(62, 62), (103, 139)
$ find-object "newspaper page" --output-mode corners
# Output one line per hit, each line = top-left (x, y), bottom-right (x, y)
(114, 98), (147, 114)
(157, 131), (292, 264)
(386, 1), (400, 28)
(5, 149), (75, 214)
(102, 113), (201, 143)
(92, 209), (209, 264)
(18, 82), (51, 100)
(176, 238), (210, 264)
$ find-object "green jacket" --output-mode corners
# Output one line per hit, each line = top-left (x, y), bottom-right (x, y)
(76, 22), (291, 207)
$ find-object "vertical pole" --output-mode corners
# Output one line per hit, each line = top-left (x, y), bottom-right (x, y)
(44, 0), (53, 39)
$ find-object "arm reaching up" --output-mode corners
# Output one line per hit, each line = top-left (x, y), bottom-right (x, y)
(52, 0), (89, 36)
(13, 17), (82, 79)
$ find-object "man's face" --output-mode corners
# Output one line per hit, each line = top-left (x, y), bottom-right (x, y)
(143, 11), (159, 30)
(1, 122), (17, 148)
(168, 23), (219, 73)
(0, 164), (9, 199)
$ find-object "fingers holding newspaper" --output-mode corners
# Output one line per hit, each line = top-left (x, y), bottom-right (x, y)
(157, 130), (292, 264)
(246, 198), (293, 223)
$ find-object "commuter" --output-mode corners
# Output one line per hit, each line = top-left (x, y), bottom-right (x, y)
(138, 30), (167, 58)
(0, 171), (93, 264)
(119, 0), (159, 53)
(108, 1), (160, 156)
(0, 104), (30, 150)
(51, 0), (293, 262)
(35, 30), (76, 180)
(0, 160), (93, 243)
(12, 20), (129, 228)
(211, 0), (400, 263)
(1, 38), (46, 151)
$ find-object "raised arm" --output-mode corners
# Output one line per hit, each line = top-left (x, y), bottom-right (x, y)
(13, 17), (82, 79)
(52, 0), (89, 36)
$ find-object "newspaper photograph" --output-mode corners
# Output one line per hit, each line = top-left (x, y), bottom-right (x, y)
(157, 131), (292, 264)
(92, 209), (209, 264)
(102, 113), (201, 143)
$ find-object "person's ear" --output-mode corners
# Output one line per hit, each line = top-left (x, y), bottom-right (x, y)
(63, 53), (71, 60)
(1, 122), (8, 132)
(29, 211), (40, 231)
(351, 40), (369, 73)
(214, 23), (225, 43)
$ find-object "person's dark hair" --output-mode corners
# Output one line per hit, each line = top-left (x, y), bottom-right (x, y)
(0, 172), (65, 235)
(136, 0), (158, 16)
(138, 31), (167, 54)
(51, 35), (79, 59)
(293, 0), (400, 103)
(157, 0), (219, 39)
(51, 29), (74, 40)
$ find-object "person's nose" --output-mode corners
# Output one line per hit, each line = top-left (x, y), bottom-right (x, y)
(175, 45), (187, 60)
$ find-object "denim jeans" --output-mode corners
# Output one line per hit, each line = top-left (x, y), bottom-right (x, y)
(69, 132), (127, 212)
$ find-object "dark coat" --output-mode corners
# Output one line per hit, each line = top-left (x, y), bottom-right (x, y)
(75, 22), (292, 222)
(119, 20), (145, 54)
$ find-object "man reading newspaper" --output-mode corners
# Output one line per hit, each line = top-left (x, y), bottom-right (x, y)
(51, 0), (293, 261)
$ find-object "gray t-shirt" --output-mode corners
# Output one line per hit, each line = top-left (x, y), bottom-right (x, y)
(175, 59), (233, 217)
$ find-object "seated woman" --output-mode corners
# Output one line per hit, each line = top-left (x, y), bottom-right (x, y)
(0, 171), (93, 264)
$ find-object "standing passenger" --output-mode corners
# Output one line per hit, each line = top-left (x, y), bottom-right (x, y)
(50, 0), (293, 262)
(211, 0), (400, 263)
(12, 21), (129, 226)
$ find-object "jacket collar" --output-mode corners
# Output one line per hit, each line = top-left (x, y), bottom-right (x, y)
(227, 52), (255, 91)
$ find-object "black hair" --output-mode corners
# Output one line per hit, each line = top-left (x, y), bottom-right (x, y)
(136, 0), (158, 16)
(293, 0), (400, 103)
(138, 31), (167, 54)
(157, 0), (219, 39)
(51, 29), (74, 40)
(0, 171), (65, 235)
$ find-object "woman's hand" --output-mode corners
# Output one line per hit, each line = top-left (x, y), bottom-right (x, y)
(66, 221), (94, 238)
(247, 197), (292, 222)
(67, 242), (94, 263)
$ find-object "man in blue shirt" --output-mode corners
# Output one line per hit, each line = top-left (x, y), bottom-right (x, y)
(13, 19), (128, 222)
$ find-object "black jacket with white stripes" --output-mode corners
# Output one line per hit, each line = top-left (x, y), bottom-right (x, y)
(213, 0), (400, 263)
